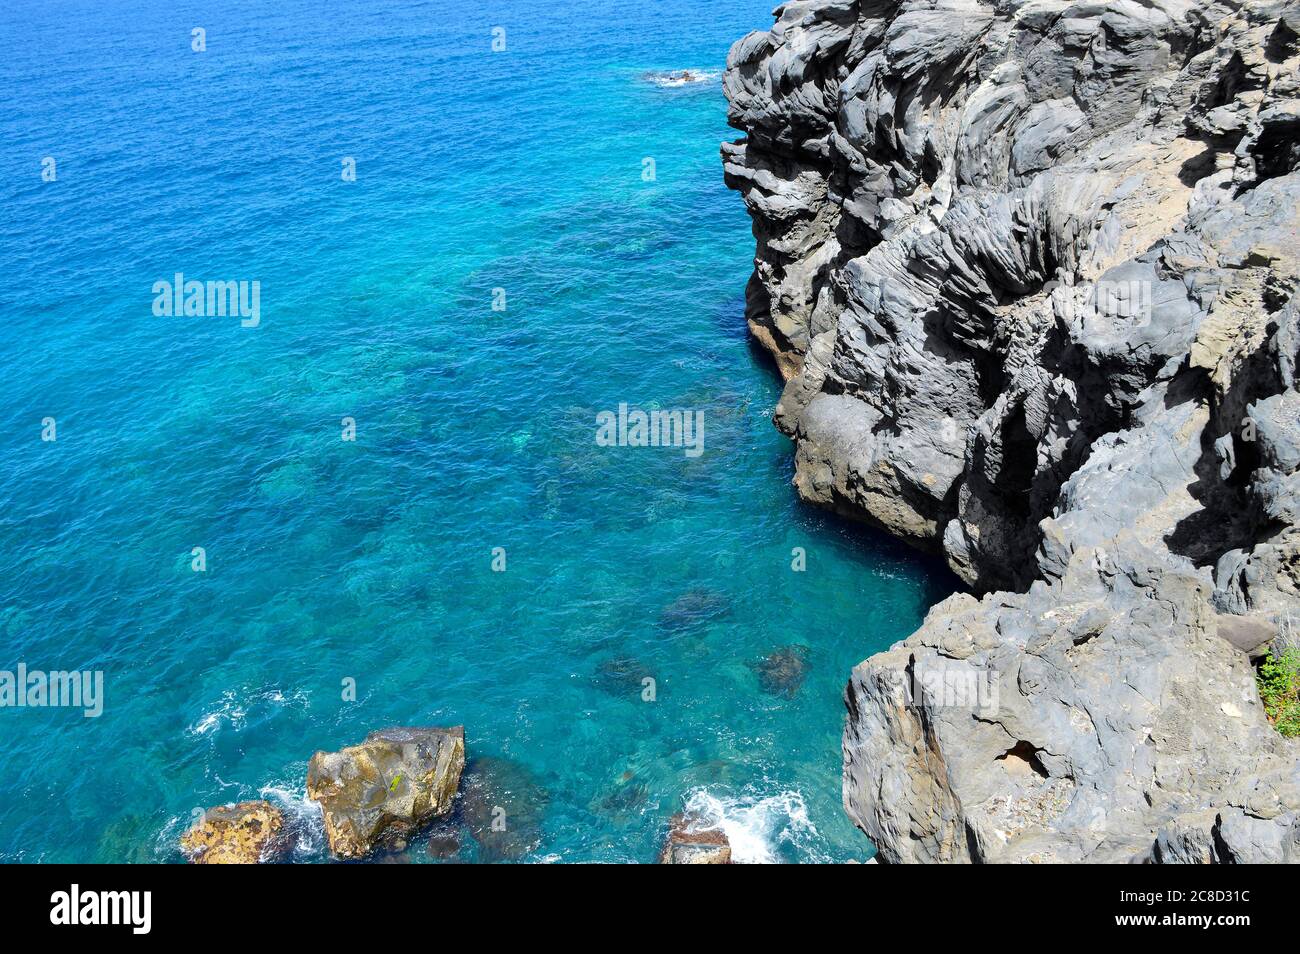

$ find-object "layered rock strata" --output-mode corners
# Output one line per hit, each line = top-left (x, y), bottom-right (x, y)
(723, 0), (1300, 862)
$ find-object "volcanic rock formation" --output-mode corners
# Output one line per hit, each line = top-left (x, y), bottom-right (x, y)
(723, 0), (1300, 862)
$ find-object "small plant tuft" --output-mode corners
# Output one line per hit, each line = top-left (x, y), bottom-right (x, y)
(1257, 647), (1300, 738)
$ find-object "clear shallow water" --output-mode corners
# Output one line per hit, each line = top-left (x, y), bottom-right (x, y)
(0, 0), (956, 862)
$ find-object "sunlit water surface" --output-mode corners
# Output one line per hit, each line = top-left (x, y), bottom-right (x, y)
(0, 0), (956, 862)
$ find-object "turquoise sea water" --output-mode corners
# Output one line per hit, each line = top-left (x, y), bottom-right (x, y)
(0, 0), (955, 862)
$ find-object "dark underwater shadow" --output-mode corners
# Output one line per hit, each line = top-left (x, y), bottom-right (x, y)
(795, 496), (966, 608)
(720, 290), (966, 607)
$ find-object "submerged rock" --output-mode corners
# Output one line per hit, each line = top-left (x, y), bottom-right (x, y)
(306, 726), (465, 860)
(659, 813), (731, 864)
(180, 801), (288, 864)
(589, 771), (651, 824)
(748, 645), (811, 698)
(97, 815), (158, 864)
(424, 820), (463, 862)
(457, 756), (550, 862)
(724, 0), (1300, 862)
(593, 656), (655, 695)
(659, 588), (730, 630)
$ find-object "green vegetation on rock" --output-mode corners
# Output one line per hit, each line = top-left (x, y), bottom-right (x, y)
(1258, 648), (1300, 738)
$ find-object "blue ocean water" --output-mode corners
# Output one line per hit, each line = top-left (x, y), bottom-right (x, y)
(0, 0), (955, 862)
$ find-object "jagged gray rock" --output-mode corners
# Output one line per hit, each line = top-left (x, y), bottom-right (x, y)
(724, 0), (1300, 862)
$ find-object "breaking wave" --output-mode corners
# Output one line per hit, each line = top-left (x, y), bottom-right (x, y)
(683, 787), (826, 864)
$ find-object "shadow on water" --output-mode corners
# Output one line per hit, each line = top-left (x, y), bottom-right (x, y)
(713, 288), (752, 339)
(726, 292), (966, 612)
(800, 497), (966, 607)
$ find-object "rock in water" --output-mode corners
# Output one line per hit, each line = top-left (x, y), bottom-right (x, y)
(659, 813), (732, 864)
(593, 656), (655, 695)
(749, 645), (811, 698)
(180, 801), (288, 864)
(659, 588), (730, 630)
(424, 820), (463, 862)
(98, 815), (159, 864)
(307, 726), (465, 860)
(724, 1), (1300, 862)
(589, 771), (650, 823)
(456, 756), (550, 862)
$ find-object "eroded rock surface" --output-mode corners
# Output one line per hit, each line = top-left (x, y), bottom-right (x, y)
(660, 813), (733, 864)
(306, 726), (465, 860)
(180, 800), (288, 864)
(724, 0), (1300, 862)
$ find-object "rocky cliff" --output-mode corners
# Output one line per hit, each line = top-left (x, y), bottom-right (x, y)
(723, 0), (1300, 861)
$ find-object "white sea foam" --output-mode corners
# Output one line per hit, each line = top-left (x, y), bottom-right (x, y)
(645, 68), (720, 88)
(260, 783), (325, 861)
(186, 686), (310, 737)
(683, 787), (824, 864)
(162, 776), (323, 862)
(189, 711), (226, 736)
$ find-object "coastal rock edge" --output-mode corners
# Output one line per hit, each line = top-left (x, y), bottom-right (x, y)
(723, 0), (1300, 862)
